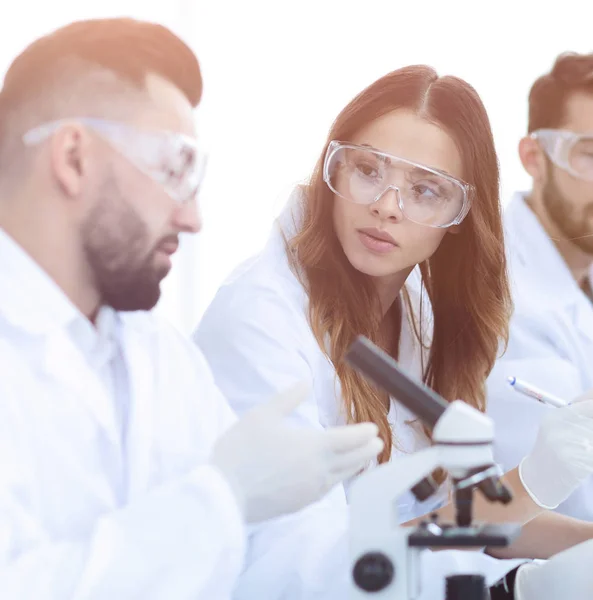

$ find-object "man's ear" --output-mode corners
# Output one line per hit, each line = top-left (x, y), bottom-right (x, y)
(519, 135), (548, 184)
(49, 125), (88, 198)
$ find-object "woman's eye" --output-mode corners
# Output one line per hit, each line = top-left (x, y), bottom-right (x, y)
(355, 162), (379, 178)
(412, 183), (441, 200)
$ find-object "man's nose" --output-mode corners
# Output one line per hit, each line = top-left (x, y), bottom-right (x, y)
(173, 199), (202, 234)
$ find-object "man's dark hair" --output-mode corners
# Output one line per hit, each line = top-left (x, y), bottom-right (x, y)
(528, 52), (593, 133)
(0, 17), (202, 111)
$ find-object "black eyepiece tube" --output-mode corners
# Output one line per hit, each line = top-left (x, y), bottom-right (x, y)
(345, 335), (448, 428)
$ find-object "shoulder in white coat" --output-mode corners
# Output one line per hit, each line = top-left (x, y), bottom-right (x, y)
(195, 187), (332, 426)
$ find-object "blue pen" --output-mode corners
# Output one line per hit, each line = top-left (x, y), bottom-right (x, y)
(507, 376), (568, 408)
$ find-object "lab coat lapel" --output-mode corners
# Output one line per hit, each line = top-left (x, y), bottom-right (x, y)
(505, 194), (576, 300)
(119, 321), (155, 500)
(515, 197), (593, 358)
(572, 300), (593, 375)
(42, 329), (119, 446)
(506, 194), (593, 383)
(581, 265), (593, 355)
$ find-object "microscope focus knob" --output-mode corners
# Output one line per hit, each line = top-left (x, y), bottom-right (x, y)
(352, 552), (394, 592)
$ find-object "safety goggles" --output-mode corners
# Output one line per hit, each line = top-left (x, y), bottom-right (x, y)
(323, 141), (473, 228)
(22, 117), (207, 204)
(531, 129), (593, 182)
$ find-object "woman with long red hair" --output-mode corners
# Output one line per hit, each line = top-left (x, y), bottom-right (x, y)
(195, 66), (593, 598)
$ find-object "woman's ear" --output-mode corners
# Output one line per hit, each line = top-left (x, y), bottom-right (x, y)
(447, 224), (461, 235)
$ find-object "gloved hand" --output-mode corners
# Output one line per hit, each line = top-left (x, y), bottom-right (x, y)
(514, 539), (593, 600)
(519, 399), (593, 508)
(210, 380), (384, 524)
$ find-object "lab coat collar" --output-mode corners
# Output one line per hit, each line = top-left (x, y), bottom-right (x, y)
(0, 227), (82, 335)
(0, 227), (118, 349)
(506, 192), (593, 349)
(275, 184), (306, 240)
(0, 228), (122, 442)
(268, 184), (309, 288)
(505, 192), (583, 307)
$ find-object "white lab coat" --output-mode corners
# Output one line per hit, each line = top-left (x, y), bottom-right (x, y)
(194, 187), (525, 599)
(0, 228), (250, 599)
(486, 192), (593, 521)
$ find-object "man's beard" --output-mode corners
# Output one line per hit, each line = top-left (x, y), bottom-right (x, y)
(542, 172), (593, 255)
(81, 175), (169, 312)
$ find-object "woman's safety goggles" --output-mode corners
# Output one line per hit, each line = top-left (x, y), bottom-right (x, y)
(531, 129), (593, 182)
(23, 117), (207, 204)
(323, 141), (473, 228)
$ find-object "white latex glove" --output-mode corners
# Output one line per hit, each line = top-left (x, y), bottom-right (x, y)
(515, 539), (593, 600)
(572, 388), (593, 403)
(519, 399), (593, 508)
(211, 380), (384, 524)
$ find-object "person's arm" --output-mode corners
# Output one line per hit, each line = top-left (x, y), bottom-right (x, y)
(403, 398), (593, 560)
(0, 466), (246, 600)
(491, 511), (593, 559)
(407, 314), (593, 560)
(402, 473), (593, 561)
(403, 467), (544, 535)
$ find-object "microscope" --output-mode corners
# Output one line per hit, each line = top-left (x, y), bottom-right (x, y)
(346, 336), (522, 600)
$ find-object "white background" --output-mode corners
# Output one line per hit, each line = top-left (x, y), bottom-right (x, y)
(1, 1), (591, 333)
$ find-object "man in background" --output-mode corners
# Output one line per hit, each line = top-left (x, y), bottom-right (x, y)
(488, 52), (593, 522)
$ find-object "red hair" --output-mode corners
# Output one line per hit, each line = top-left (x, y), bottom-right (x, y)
(289, 65), (511, 464)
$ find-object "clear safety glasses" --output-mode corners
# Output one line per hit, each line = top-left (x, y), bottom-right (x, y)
(22, 117), (207, 204)
(323, 141), (473, 228)
(531, 129), (593, 182)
